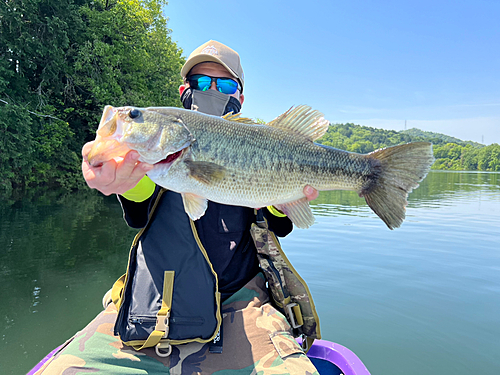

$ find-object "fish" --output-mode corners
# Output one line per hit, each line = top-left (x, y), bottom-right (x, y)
(88, 105), (435, 229)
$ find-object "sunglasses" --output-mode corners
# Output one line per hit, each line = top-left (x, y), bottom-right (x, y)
(187, 74), (240, 95)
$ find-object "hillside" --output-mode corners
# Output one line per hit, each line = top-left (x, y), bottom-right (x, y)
(317, 123), (499, 171)
(401, 128), (484, 148)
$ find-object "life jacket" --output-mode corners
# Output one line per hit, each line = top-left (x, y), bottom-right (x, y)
(111, 188), (320, 356)
(250, 209), (321, 351)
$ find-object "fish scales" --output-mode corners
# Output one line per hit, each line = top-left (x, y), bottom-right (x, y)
(88, 105), (434, 229)
(172, 111), (370, 206)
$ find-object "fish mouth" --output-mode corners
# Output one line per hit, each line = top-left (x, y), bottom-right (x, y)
(153, 147), (187, 169)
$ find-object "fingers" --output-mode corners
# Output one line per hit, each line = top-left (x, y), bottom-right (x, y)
(98, 158), (120, 186)
(82, 141), (94, 159)
(111, 151), (154, 194)
(114, 151), (141, 183)
(304, 185), (319, 201)
(81, 144), (154, 196)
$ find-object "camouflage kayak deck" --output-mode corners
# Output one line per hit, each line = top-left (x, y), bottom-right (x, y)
(28, 274), (371, 375)
(29, 339), (370, 375)
(27, 340), (370, 375)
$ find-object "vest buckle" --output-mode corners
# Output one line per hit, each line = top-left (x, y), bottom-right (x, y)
(285, 303), (303, 329)
(156, 311), (170, 338)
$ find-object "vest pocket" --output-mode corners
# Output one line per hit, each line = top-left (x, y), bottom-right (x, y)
(171, 316), (205, 325)
(128, 316), (206, 327)
(126, 270), (209, 342)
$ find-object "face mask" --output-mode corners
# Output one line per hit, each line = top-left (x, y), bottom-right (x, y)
(181, 87), (242, 116)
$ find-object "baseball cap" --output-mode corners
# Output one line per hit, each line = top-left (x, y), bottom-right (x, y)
(181, 40), (245, 92)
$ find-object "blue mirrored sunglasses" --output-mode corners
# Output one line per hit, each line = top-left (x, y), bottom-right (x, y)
(187, 74), (240, 95)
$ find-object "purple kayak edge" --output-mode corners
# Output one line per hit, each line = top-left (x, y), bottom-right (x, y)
(27, 345), (62, 375)
(297, 338), (371, 375)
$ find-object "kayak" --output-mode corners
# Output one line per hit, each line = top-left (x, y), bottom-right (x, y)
(28, 339), (370, 375)
(27, 346), (62, 375)
(298, 338), (371, 375)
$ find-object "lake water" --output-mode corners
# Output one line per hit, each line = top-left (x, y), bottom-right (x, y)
(1, 171), (499, 374)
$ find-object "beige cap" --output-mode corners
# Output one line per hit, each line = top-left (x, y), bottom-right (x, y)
(181, 40), (245, 92)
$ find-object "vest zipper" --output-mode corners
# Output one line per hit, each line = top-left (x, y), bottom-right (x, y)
(129, 316), (205, 325)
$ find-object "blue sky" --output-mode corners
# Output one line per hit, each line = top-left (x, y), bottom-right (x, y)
(164, 0), (499, 145)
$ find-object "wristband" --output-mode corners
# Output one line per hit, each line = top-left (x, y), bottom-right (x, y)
(267, 205), (287, 217)
(121, 176), (156, 202)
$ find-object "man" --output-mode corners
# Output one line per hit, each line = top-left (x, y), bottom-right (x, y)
(83, 39), (318, 298)
(41, 40), (319, 374)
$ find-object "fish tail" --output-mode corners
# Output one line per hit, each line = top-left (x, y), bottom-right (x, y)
(360, 142), (434, 229)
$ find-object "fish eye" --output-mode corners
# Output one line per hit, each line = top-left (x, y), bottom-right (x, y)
(129, 109), (141, 119)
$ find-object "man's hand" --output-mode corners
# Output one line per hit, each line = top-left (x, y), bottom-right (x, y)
(82, 141), (154, 196)
(304, 185), (319, 201)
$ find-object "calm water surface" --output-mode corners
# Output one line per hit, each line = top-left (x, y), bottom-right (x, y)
(1, 171), (499, 374)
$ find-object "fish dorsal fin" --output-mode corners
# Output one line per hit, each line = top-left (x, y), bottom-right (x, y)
(267, 105), (329, 141)
(222, 112), (257, 125)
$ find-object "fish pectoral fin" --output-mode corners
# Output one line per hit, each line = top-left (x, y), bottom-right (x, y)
(275, 198), (315, 229)
(267, 105), (329, 141)
(181, 193), (208, 220)
(185, 160), (227, 185)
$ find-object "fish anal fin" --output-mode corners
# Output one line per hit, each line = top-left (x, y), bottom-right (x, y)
(275, 197), (315, 229)
(181, 193), (208, 220)
(267, 105), (329, 141)
(185, 160), (227, 184)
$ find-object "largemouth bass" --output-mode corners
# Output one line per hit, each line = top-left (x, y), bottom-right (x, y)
(88, 105), (434, 229)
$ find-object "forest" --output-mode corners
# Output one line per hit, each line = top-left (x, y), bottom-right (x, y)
(1, 0), (184, 194)
(317, 124), (500, 172)
(1, 0), (499, 196)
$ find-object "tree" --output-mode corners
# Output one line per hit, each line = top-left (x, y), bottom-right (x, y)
(478, 144), (500, 171)
(0, 103), (35, 192)
(0, 0), (185, 193)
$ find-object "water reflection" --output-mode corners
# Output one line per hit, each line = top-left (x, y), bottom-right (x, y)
(1, 171), (499, 374)
(0, 189), (138, 374)
(280, 172), (500, 374)
(308, 171), (500, 218)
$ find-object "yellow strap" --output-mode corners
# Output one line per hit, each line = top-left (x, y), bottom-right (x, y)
(121, 176), (156, 202)
(267, 205), (287, 217)
(291, 304), (304, 326)
(111, 274), (126, 309)
(133, 271), (175, 351)
(161, 271), (175, 311)
(132, 329), (168, 351)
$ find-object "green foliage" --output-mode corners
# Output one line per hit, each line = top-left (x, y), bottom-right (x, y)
(402, 128), (483, 148)
(316, 123), (500, 171)
(0, 0), (184, 194)
(0, 103), (35, 192)
(318, 123), (425, 152)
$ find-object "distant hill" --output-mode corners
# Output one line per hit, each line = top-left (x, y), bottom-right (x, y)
(401, 128), (484, 148)
(316, 122), (499, 171)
